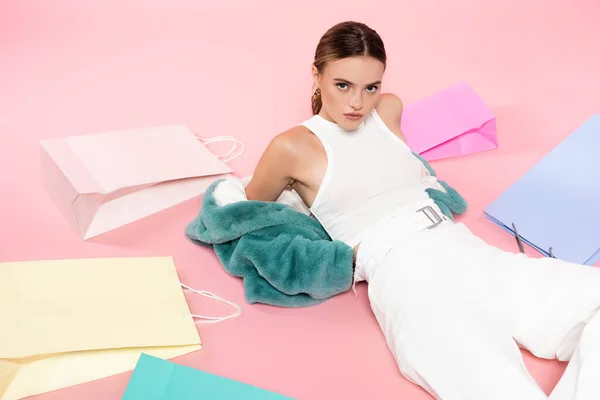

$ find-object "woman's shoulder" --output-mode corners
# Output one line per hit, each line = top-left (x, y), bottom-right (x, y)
(374, 92), (406, 142)
(375, 92), (404, 117)
(269, 124), (320, 155)
(279, 124), (315, 140)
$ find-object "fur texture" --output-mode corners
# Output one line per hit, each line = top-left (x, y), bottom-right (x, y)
(185, 179), (355, 307)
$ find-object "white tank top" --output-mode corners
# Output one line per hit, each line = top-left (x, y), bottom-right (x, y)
(300, 109), (437, 247)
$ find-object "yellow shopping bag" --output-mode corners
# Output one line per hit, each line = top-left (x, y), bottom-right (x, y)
(0, 256), (239, 400)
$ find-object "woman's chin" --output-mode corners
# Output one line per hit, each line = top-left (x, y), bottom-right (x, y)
(338, 117), (364, 131)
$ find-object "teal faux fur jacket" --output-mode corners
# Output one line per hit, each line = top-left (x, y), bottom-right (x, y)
(185, 153), (467, 308)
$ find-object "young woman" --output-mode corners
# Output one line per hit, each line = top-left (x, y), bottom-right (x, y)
(245, 21), (600, 400)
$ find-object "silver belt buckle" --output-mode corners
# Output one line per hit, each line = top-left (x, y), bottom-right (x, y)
(417, 205), (444, 229)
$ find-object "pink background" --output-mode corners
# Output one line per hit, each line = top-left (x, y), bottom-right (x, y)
(1, 0), (599, 398)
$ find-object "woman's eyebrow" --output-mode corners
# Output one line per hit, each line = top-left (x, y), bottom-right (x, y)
(333, 78), (382, 86)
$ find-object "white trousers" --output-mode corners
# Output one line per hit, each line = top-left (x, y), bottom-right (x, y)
(354, 200), (600, 400)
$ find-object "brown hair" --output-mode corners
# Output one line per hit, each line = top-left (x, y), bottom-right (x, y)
(311, 21), (387, 115)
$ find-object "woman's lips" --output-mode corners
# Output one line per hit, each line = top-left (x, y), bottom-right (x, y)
(344, 113), (362, 120)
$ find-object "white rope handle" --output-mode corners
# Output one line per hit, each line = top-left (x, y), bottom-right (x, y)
(180, 282), (242, 324)
(198, 135), (245, 163)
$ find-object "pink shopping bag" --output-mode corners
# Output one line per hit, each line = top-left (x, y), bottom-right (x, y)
(40, 125), (243, 240)
(401, 81), (498, 161)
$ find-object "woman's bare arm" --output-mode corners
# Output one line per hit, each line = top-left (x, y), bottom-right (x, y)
(245, 129), (300, 202)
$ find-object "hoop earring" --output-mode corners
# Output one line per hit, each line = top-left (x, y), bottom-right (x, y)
(313, 88), (321, 100)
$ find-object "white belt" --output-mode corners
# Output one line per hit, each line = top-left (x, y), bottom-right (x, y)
(353, 200), (452, 286)
(368, 200), (451, 239)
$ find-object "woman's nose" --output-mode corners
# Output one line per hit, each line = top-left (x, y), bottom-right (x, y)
(350, 94), (363, 109)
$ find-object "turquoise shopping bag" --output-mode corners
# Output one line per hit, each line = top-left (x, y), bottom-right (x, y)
(122, 354), (293, 399)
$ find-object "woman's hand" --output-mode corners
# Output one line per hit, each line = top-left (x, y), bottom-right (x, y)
(352, 243), (361, 268)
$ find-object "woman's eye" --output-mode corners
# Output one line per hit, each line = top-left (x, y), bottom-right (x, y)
(336, 83), (348, 90)
(366, 86), (378, 93)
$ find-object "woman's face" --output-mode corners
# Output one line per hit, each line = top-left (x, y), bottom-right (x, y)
(313, 55), (385, 130)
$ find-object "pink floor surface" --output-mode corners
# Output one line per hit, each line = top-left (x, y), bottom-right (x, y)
(2, 1), (600, 399)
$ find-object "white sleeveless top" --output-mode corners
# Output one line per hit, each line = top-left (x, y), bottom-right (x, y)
(300, 109), (438, 247)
